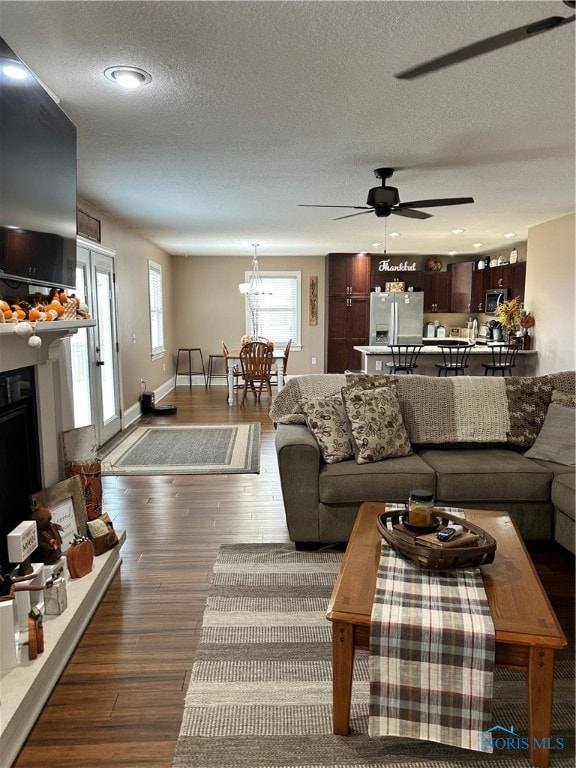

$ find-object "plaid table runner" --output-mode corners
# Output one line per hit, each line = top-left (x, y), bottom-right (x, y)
(369, 505), (495, 752)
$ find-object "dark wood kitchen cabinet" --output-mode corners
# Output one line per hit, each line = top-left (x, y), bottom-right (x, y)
(486, 262), (526, 304)
(449, 261), (488, 313)
(423, 271), (451, 313)
(449, 261), (474, 313)
(326, 253), (370, 372)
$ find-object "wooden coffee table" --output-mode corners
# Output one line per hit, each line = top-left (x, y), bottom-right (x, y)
(326, 501), (567, 768)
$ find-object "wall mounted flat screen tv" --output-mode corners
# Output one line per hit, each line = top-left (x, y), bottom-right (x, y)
(0, 36), (77, 289)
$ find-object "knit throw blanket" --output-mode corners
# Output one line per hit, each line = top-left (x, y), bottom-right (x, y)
(270, 371), (575, 448)
(369, 505), (495, 752)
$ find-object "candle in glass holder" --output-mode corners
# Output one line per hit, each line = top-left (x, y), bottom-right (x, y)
(408, 489), (434, 527)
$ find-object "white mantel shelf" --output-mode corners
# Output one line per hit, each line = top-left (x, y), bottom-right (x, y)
(0, 318), (96, 335)
(0, 532), (125, 768)
(0, 319), (96, 372)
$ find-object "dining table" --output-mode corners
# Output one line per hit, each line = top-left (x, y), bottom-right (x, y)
(224, 348), (286, 405)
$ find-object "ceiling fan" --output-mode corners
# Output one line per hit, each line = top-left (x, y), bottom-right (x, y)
(298, 167), (474, 221)
(395, 1), (575, 80)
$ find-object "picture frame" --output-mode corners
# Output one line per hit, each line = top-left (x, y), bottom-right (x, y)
(385, 281), (405, 293)
(30, 475), (88, 551)
(449, 327), (461, 337)
(309, 275), (318, 326)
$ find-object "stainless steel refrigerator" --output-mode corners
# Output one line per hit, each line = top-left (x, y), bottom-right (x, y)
(369, 291), (424, 345)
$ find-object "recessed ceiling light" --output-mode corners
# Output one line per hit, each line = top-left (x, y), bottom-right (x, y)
(104, 66), (152, 89)
(388, 232), (401, 238)
(448, 251), (459, 256)
(502, 232), (517, 239)
(472, 242), (484, 248)
(450, 229), (464, 235)
(371, 242), (382, 248)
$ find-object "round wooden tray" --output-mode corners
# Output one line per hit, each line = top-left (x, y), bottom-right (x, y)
(376, 510), (496, 570)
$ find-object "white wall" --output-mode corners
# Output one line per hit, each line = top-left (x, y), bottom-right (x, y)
(525, 213), (575, 375)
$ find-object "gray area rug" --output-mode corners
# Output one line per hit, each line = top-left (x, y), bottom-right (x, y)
(173, 543), (574, 767)
(101, 424), (260, 475)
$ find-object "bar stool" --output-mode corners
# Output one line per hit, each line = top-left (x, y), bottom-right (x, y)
(435, 342), (472, 376)
(206, 354), (227, 388)
(175, 348), (206, 387)
(482, 344), (519, 376)
(386, 344), (423, 374)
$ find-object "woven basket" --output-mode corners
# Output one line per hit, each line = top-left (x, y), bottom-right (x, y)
(62, 301), (78, 320)
(376, 510), (496, 570)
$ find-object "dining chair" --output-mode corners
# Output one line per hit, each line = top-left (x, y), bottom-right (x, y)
(238, 341), (273, 406)
(386, 344), (423, 374)
(482, 344), (519, 376)
(270, 339), (292, 386)
(435, 342), (473, 376)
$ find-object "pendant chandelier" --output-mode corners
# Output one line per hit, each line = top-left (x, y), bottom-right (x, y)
(238, 243), (269, 339)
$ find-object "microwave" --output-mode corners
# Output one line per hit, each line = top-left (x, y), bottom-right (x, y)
(485, 288), (509, 314)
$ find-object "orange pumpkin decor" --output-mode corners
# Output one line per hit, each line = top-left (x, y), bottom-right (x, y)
(11, 306), (25, 320)
(47, 302), (65, 317)
(28, 308), (42, 322)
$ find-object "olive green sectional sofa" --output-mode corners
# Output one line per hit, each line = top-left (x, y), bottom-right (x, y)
(271, 372), (575, 549)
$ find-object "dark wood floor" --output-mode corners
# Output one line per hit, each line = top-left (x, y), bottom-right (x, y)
(13, 386), (575, 767)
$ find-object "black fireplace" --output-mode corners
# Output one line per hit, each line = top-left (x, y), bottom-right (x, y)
(0, 366), (42, 570)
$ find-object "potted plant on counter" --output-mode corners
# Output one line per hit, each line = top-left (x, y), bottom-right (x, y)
(494, 297), (534, 349)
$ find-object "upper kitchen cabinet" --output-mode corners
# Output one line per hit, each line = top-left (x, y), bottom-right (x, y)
(449, 261), (474, 313)
(423, 271), (451, 313)
(328, 252), (371, 296)
(372, 270), (423, 292)
(486, 262), (526, 304)
(449, 261), (488, 313)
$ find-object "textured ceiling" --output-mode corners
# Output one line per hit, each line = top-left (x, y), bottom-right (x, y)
(1, 1), (574, 259)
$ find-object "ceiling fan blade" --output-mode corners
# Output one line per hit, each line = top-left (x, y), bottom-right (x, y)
(298, 204), (371, 210)
(333, 210), (375, 221)
(392, 208), (432, 220)
(395, 15), (575, 80)
(398, 197), (474, 209)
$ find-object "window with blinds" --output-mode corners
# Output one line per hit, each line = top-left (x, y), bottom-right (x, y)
(245, 271), (301, 347)
(148, 260), (165, 357)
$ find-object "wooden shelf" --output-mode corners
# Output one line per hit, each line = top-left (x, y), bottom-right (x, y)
(0, 531), (125, 767)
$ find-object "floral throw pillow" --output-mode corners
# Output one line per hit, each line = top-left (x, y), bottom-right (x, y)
(302, 394), (355, 464)
(342, 386), (412, 464)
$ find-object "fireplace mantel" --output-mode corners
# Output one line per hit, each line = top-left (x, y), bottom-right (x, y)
(0, 319), (97, 490)
(0, 320), (96, 373)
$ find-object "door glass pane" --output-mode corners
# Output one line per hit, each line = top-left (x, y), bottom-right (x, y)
(70, 264), (92, 426)
(95, 268), (116, 422)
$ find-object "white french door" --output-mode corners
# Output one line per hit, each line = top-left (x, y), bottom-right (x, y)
(72, 241), (121, 446)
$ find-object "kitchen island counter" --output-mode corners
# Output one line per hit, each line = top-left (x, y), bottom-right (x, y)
(354, 344), (537, 376)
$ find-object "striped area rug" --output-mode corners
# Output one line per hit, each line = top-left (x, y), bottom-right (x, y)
(172, 544), (574, 767)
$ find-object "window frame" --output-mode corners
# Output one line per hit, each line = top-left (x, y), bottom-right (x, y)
(148, 259), (165, 359)
(244, 270), (301, 349)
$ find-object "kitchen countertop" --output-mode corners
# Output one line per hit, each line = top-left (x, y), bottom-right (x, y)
(355, 344), (536, 355)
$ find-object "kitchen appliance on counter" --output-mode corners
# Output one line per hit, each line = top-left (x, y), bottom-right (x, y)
(485, 288), (509, 314)
(370, 291), (424, 345)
